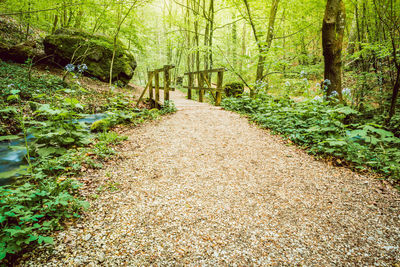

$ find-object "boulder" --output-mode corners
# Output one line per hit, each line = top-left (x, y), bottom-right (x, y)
(224, 82), (244, 97)
(0, 40), (40, 63)
(44, 29), (137, 84)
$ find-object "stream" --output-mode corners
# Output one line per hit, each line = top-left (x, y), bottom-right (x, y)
(0, 113), (107, 186)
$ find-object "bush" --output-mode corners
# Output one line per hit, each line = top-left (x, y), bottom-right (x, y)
(224, 82), (244, 97)
(0, 179), (88, 261)
(221, 93), (400, 179)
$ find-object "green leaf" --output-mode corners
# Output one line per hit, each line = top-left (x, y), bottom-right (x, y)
(37, 147), (58, 157)
(7, 95), (19, 101)
(63, 137), (75, 143)
(0, 250), (6, 260)
(27, 235), (38, 242)
(10, 89), (20, 95)
(37, 236), (54, 245)
(0, 135), (20, 141)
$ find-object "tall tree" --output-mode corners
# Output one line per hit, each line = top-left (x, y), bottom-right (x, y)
(373, 0), (400, 121)
(255, 0), (279, 84)
(322, 0), (346, 100)
(243, 0), (280, 97)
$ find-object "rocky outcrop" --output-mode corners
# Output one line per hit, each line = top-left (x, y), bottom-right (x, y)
(43, 29), (136, 85)
(0, 40), (41, 63)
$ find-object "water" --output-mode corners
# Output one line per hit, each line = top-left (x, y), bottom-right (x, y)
(0, 113), (107, 186)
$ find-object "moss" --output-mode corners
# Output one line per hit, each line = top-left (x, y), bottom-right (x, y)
(44, 28), (137, 85)
(90, 119), (110, 132)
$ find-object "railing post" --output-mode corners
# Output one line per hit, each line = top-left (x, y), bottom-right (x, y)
(148, 71), (153, 108)
(164, 66), (170, 102)
(188, 73), (193, 100)
(198, 71), (204, 102)
(216, 70), (223, 106)
(155, 71), (160, 109)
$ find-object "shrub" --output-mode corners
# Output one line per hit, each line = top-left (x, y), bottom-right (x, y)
(224, 82), (244, 97)
(221, 93), (400, 179)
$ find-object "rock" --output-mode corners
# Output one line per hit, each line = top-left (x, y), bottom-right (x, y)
(224, 82), (244, 97)
(83, 233), (92, 241)
(0, 40), (41, 63)
(98, 252), (105, 262)
(43, 28), (137, 84)
(0, 41), (9, 59)
(90, 119), (110, 132)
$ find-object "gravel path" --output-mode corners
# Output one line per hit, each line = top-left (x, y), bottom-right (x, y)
(22, 91), (400, 266)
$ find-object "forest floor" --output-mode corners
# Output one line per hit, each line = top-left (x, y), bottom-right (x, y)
(20, 90), (400, 266)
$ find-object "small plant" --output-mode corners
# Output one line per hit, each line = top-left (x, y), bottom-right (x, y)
(0, 179), (88, 261)
(224, 82), (244, 98)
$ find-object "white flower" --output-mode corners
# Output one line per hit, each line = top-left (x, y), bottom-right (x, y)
(342, 88), (351, 96)
(7, 84), (14, 88)
(330, 90), (338, 97)
(65, 64), (75, 72)
(313, 96), (322, 102)
(285, 81), (291, 86)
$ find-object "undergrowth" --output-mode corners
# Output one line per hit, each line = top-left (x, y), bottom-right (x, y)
(0, 61), (177, 262)
(222, 93), (400, 182)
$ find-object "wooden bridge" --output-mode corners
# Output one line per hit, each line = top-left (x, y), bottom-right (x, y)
(136, 65), (226, 108)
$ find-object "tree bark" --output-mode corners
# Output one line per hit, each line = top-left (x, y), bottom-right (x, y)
(255, 0), (279, 83)
(322, 0), (346, 101)
(388, 67), (400, 119)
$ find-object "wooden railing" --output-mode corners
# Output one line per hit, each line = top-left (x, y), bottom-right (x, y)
(183, 68), (225, 106)
(136, 65), (175, 108)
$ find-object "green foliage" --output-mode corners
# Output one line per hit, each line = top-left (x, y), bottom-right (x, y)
(222, 93), (400, 179)
(0, 61), (65, 101)
(29, 102), (91, 155)
(224, 82), (244, 97)
(0, 179), (88, 261)
(0, 59), (176, 261)
(0, 62), (65, 135)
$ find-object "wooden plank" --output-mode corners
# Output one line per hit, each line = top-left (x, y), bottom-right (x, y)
(188, 73), (193, 99)
(148, 86), (175, 91)
(155, 71), (160, 109)
(216, 70), (224, 106)
(202, 72), (216, 101)
(198, 72), (204, 102)
(164, 66), (170, 102)
(148, 71), (153, 108)
(135, 72), (154, 107)
(184, 68), (226, 75)
(153, 65), (175, 72)
(182, 86), (218, 91)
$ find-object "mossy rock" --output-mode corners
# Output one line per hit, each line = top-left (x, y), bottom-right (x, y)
(0, 40), (40, 63)
(90, 119), (110, 132)
(224, 82), (244, 97)
(44, 28), (137, 85)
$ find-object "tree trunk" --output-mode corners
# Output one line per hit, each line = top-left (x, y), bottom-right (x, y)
(322, 0), (346, 101)
(232, 13), (238, 69)
(254, 0), (280, 92)
(51, 15), (58, 34)
(240, 22), (246, 73)
(388, 67), (400, 119)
